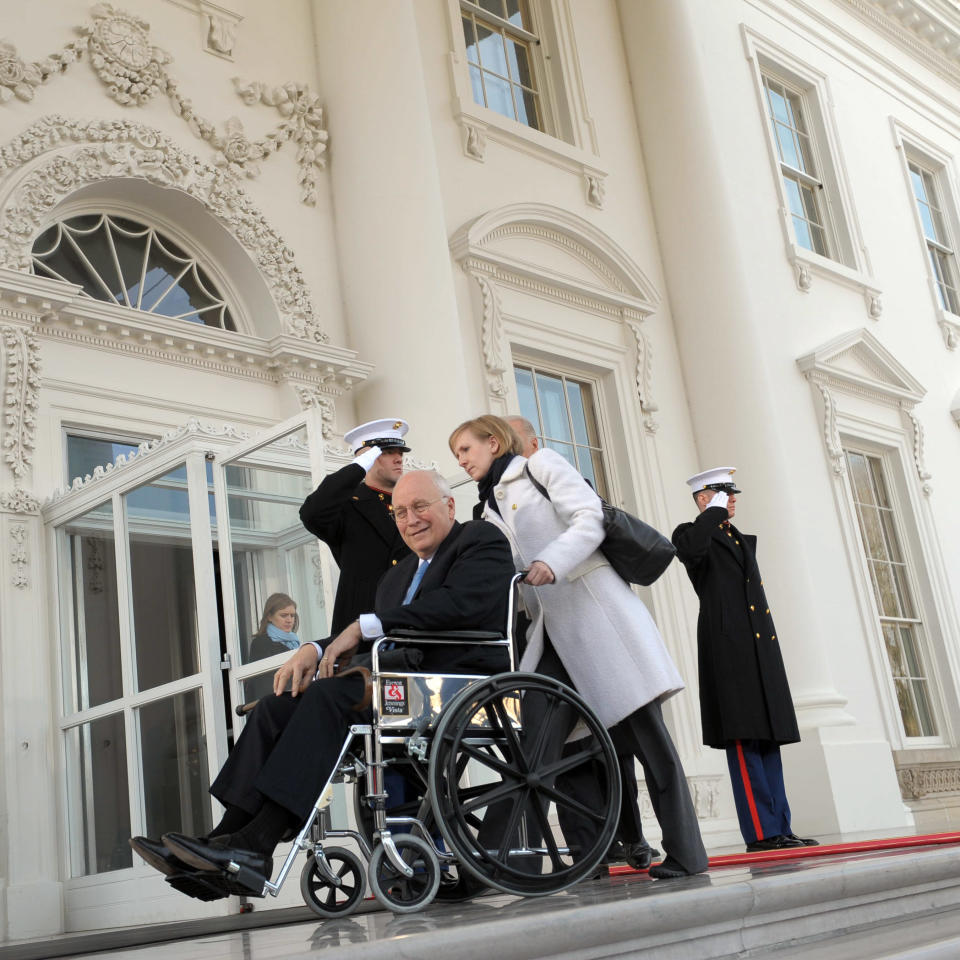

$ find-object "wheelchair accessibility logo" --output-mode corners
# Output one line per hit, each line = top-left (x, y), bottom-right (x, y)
(382, 677), (409, 715)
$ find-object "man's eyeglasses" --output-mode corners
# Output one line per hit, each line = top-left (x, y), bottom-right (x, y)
(393, 497), (446, 523)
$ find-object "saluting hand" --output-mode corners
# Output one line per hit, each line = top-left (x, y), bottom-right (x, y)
(274, 643), (319, 698)
(523, 560), (555, 586)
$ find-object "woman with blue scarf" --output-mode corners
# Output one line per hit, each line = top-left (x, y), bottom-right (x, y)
(249, 593), (301, 662)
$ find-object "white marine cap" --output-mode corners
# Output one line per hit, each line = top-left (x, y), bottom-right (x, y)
(343, 418), (411, 453)
(685, 466), (741, 494)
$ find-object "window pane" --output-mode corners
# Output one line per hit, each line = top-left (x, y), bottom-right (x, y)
(518, 87), (540, 130)
(515, 366), (537, 424)
(138, 689), (212, 841)
(476, 23), (508, 75)
(882, 622), (905, 676)
(478, 0), (505, 17)
(67, 435), (142, 487)
(894, 679), (921, 737)
(126, 469), (200, 691)
(775, 122), (800, 169)
(64, 502), (123, 711)
(483, 70), (516, 120)
(912, 678), (937, 737)
(505, 0), (523, 25)
(792, 215), (814, 252)
(846, 451), (873, 505)
(462, 16), (478, 63)
(858, 505), (885, 560)
(506, 38), (533, 87)
(566, 381), (591, 446)
(872, 560), (901, 618)
(469, 63), (485, 106)
(536, 373), (573, 442)
(65, 713), (131, 876)
(544, 439), (576, 468)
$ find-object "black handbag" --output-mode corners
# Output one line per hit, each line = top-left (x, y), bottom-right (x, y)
(524, 465), (675, 586)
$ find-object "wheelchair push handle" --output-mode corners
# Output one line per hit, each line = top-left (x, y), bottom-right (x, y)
(235, 699), (259, 717)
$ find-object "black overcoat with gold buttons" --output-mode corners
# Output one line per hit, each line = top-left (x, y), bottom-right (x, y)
(300, 463), (411, 637)
(672, 505), (800, 749)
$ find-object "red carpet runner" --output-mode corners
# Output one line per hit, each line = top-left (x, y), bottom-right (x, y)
(609, 831), (960, 875)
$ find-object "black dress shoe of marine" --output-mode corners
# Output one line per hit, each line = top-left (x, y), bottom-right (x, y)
(623, 841), (660, 871)
(648, 856), (704, 880)
(745, 835), (803, 852)
(784, 833), (819, 846)
(129, 836), (193, 877)
(162, 832), (273, 881)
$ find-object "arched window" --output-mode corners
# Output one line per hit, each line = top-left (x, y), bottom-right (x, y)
(31, 214), (236, 330)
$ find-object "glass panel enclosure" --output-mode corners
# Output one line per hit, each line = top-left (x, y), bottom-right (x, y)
(216, 425), (329, 706)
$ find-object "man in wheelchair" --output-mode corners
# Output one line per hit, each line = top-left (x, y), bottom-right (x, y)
(130, 470), (514, 898)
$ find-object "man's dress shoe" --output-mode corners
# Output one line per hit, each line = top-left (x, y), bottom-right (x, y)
(623, 841), (660, 871)
(745, 835), (804, 852)
(648, 856), (706, 880)
(784, 833), (819, 846)
(162, 832), (272, 894)
(129, 836), (192, 877)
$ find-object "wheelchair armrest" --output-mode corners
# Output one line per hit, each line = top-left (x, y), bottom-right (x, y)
(383, 629), (506, 641)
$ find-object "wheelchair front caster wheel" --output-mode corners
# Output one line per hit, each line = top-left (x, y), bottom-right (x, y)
(368, 833), (441, 914)
(300, 847), (367, 918)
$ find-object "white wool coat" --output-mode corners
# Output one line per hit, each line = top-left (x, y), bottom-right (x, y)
(483, 449), (684, 728)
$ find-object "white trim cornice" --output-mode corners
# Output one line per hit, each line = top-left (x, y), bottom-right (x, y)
(0, 268), (373, 393)
(840, 1), (960, 80)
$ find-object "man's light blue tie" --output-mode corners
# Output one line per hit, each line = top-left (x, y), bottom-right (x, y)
(402, 560), (428, 605)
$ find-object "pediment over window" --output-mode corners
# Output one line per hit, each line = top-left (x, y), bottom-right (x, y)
(796, 328), (925, 406)
(450, 202), (661, 315)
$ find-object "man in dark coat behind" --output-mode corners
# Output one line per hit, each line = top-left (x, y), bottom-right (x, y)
(672, 467), (817, 852)
(299, 418), (412, 637)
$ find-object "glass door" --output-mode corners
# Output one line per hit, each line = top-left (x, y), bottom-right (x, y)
(211, 413), (335, 715)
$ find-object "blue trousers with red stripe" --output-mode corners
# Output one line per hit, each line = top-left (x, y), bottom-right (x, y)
(725, 740), (791, 844)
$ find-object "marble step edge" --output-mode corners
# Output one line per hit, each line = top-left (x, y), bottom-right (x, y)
(327, 848), (960, 960)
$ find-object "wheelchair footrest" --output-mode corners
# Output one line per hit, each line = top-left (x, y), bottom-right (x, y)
(165, 869), (266, 901)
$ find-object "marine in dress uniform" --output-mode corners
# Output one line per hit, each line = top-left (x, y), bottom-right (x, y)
(672, 468), (818, 852)
(299, 418), (412, 637)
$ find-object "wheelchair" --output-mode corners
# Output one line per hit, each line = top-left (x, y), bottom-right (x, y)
(225, 575), (622, 916)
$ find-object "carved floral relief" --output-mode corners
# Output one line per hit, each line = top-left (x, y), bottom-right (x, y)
(0, 4), (328, 205)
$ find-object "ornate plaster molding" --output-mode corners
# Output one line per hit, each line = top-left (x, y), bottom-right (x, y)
(901, 403), (933, 495)
(0, 488), (39, 513)
(841, 0), (960, 85)
(2, 325), (40, 482)
(471, 272), (508, 405)
(463, 120), (486, 162)
(46, 417), (250, 503)
(938, 313), (960, 350)
(691, 776), (722, 820)
(813, 381), (846, 476)
(9, 522), (28, 588)
(293, 387), (336, 439)
(0, 116), (326, 342)
(624, 316), (657, 414)
(0, 5), (327, 205)
(898, 762), (960, 800)
(584, 171), (605, 210)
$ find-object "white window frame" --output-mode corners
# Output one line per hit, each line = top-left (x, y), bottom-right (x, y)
(891, 119), (960, 350)
(799, 331), (960, 756)
(841, 442), (946, 745)
(743, 28), (881, 316)
(443, 0), (606, 194)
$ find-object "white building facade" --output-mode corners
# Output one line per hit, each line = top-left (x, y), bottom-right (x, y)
(1, 0), (959, 940)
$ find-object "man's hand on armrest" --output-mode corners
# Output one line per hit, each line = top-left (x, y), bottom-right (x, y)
(317, 622), (363, 679)
(273, 643), (320, 698)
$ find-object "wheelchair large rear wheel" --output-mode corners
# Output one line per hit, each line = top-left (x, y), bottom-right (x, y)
(428, 672), (620, 897)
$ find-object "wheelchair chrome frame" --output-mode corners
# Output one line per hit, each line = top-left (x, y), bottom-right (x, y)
(257, 573), (525, 900)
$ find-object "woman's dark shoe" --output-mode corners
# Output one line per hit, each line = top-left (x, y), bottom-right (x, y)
(129, 836), (192, 877)
(648, 856), (705, 879)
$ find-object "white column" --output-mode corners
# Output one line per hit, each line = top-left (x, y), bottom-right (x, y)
(310, 0), (471, 461)
(0, 503), (63, 939)
(616, 0), (909, 837)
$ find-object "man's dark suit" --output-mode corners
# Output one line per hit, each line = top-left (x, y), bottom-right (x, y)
(211, 520), (513, 822)
(300, 463), (411, 635)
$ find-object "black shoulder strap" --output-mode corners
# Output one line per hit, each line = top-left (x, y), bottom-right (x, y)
(524, 464), (551, 501)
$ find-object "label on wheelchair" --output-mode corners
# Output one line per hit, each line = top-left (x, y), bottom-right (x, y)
(381, 676), (409, 715)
